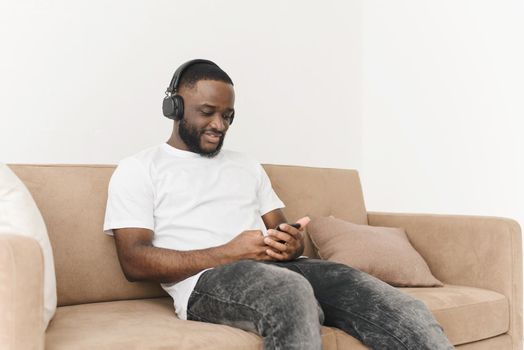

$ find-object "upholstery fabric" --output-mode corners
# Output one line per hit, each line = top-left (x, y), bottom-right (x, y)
(4, 164), (521, 350)
(0, 163), (56, 327)
(45, 298), (338, 350)
(262, 164), (368, 258)
(453, 334), (513, 349)
(7, 164), (167, 306)
(368, 212), (523, 350)
(399, 285), (508, 345)
(333, 331), (513, 350)
(45, 283), (509, 349)
(307, 216), (443, 287)
(7, 164), (368, 306)
(0, 235), (45, 350)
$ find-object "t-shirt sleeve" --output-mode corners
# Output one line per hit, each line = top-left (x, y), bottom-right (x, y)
(103, 157), (155, 236)
(256, 164), (285, 216)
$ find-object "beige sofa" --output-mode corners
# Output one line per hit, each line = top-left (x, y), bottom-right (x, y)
(2, 163), (522, 349)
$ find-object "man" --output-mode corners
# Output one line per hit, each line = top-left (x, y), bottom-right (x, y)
(103, 59), (453, 349)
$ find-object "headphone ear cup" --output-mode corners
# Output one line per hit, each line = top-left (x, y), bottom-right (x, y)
(162, 95), (185, 120)
(173, 95), (184, 121)
(162, 96), (176, 119)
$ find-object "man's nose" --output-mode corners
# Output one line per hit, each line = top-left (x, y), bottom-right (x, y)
(209, 112), (228, 131)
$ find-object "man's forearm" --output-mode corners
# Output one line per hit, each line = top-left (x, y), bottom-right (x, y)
(124, 243), (233, 284)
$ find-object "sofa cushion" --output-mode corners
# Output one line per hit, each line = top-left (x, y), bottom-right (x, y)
(45, 284), (507, 349)
(8, 164), (167, 307)
(8, 164), (368, 306)
(45, 298), (339, 350)
(401, 284), (509, 346)
(262, 164), (369, 259)
(308, 216), (443, 287)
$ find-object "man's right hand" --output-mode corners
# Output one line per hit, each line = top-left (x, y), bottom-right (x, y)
(222, 230), (276, 262)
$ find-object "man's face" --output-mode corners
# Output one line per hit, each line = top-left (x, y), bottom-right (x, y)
(177, 80), (235, 158)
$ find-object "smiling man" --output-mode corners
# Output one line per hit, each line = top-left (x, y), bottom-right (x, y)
(103, 59), (453, 350)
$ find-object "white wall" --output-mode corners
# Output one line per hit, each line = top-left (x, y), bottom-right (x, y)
(0, 0), (361, 169)
(360, 1), (524, 231)
(1, 0), (522, 229)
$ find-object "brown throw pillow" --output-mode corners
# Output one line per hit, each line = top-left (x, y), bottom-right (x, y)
(307, 216), (443, 287)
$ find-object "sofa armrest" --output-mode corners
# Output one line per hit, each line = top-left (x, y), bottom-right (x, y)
(368, 211), (523, 348)
(0, 234), (45, 350)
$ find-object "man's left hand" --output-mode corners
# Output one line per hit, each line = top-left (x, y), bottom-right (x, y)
(264, 223), (305, 261)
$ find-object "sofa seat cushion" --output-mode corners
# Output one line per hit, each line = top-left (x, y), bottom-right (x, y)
(400, 284), (509, 346)
(45, 285), (508, 349)
(45, 298), (340, 350)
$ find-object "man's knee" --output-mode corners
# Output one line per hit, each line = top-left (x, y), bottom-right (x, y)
(254, 262), (315, 300)
(240, 262), (317, 312)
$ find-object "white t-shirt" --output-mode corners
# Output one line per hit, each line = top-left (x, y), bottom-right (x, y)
(103, 142), (285, 320)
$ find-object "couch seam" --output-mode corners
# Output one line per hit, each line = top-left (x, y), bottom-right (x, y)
(509, 220), (516, 349)
(367, 212), (519, 224)
(7, 163), (359, 171)
(38, 238), (44, 333)
(7, 164), (117, 168)
(426, 296), (508, 312)
(263, 163), (359, 172)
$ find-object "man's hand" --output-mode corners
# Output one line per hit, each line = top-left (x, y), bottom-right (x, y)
(222, 230), (277, 262)
(264, 217), (310, 261)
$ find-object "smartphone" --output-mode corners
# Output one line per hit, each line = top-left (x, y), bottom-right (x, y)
(274, 222), (301, 243)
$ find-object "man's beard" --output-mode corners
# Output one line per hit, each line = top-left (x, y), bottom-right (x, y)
(178, 117), (225, 158)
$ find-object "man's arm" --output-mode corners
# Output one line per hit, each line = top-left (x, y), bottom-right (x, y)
(261, 208), (287, 230)
(113, 227), (274, 284)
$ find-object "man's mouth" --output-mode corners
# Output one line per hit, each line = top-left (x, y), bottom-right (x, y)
(202, 131), (223, 144)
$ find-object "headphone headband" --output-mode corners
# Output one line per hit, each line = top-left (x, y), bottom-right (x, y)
(163, 59), (233, 124)
(165, 59), (219, 94)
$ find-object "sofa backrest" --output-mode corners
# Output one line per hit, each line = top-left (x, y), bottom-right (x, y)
(8, 163), (367, 307)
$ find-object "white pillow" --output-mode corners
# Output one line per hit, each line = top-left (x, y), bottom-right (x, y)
(0, 163), (57, 328)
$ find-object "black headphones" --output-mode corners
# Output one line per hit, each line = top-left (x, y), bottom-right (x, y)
(162, 59), (233, 125)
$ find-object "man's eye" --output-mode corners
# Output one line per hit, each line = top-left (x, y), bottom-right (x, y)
(200, 111), (213, 116)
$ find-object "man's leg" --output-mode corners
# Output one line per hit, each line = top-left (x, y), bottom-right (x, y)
(186, 260), (323, 350)
(271, 258), (454, 350)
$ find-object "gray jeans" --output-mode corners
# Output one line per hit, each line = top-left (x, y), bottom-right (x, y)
(186, 258), (454, 350)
